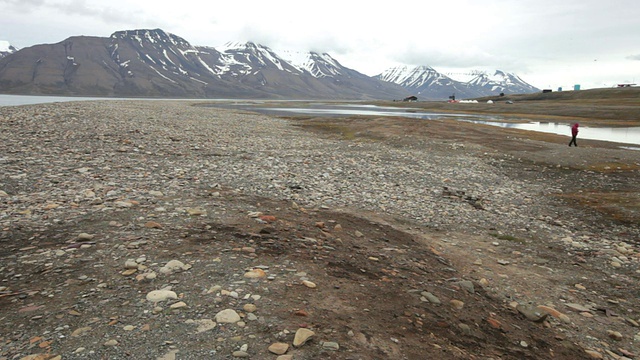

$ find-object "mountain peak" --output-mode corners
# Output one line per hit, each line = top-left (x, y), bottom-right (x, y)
(0, 40), (18, 58)
(110, 29), (192, 48)
(376, 65), (539, 99)
(377, 65), (447, 88)
(218, 41), (270, 52)
(466, 70), (538, 94)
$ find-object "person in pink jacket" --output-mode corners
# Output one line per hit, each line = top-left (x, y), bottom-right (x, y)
(568, 123), (579, 147)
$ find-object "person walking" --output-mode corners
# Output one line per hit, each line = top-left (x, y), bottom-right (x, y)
(569, 123), (579, 147)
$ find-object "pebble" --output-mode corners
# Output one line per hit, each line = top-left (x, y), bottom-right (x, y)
(146, 290), (178, 302)
(322, 341), (340, 351)
(244, 269), (267, 278)
(215, 309), (241, 323)
(584, 350), (604, 359)
(71, 326), (92, 337)
(537, 305), (570, 323)
(449, 300), (464, 310)
(268, 342), (289, 355)
(157, 350), (179, 360)
(302, 280), (317, 288)
(420, 291), (441, 304)
(243, 303), (257, 313)
(607, 330), (623, 341)
(517, 305), (548, 322)
(186, 207), (207, 216)
(293, 328), (315, 347)
(456, 280), (475, 293)
(104, 339), (118, 346)
(170, 301), (188, 309)
(458, 323), (472, 335)
(77, 233), (95, 240)
(160, 260), (191, 274)
(191, 319), (217, 333)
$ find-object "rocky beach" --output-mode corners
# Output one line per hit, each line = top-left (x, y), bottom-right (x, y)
(1, 100), (639, 359)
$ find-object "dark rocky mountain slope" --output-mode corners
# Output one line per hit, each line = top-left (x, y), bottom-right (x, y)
(0, 29), (407, 100)
(0, 29), (539, 100)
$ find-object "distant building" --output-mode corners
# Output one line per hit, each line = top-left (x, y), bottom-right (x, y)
(617, 83), (636, 87)
(574, 84), (580, 91)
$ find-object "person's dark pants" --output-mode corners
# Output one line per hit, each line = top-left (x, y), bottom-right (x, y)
(569, 135), (577, 147)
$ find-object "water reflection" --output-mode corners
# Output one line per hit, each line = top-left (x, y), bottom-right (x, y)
(460, 119), (640, 146)
(258, 106), (496, 121)
(254, 105), (640, 147)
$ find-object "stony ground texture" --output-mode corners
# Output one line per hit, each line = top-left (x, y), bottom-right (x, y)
(0, 100), (639, 359)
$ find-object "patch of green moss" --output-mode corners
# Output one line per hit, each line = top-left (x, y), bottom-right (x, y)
(489, 233), (524, 243)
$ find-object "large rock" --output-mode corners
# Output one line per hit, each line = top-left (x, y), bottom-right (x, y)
(146, 290), (178, 302)
(215, 309), (241, 323)
(293, 328), (315, 347)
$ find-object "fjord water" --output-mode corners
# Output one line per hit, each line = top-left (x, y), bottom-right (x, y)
(0, 94), (113, 106)
(253, 104), (640, 147)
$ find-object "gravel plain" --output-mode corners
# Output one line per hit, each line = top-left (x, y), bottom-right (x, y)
(1, 100), (639, 359)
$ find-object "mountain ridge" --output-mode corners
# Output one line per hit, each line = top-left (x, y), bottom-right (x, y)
(0, 29), (538, 100)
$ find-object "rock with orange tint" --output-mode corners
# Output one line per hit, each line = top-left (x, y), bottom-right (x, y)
(486, 317), (502, 329)
(244, 269), (267, 278)
(144, 221), (162, 229)
(259, 215), (277, 222)
(536, 305), (570, 323)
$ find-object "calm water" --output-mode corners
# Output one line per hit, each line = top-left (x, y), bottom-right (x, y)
(0, 94), (217, 106)
(0, 94), (118, 106)
(460, 119), (640, 147)
(253, 105), (640, 147)
(3, 95), (639, 148)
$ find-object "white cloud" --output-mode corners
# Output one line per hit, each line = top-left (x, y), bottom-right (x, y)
(1, 0), (640, 89)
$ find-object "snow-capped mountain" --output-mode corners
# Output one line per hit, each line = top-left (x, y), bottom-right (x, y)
(0, 41), (17, 59)
(465, 70), (539, 95)
(377, 66), (539, 99)
(0, 28), (537, 100)
(376, 65), (484, 99)
(0, 29), (406, 99)
(279, 50), (346, 78)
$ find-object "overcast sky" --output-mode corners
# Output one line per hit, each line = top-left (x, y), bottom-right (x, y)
(2, 0), (640, 90)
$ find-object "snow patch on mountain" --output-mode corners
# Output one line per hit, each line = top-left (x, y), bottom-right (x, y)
(378, 65), (454, 88)
(218, 42), (288, 71)
(377, 65), (538, 98)
(278, 49), (345, 78)
(277, 49), (310, 70)
(0, 40), (18, 58)
(0, 41), (11, 52)
(466, 70), (539, 93)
